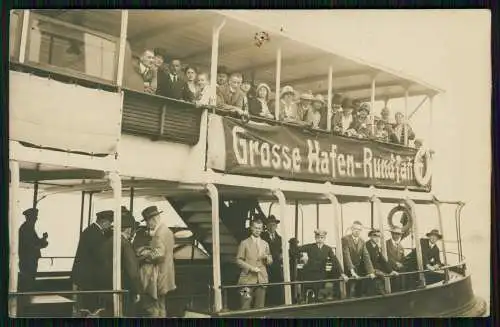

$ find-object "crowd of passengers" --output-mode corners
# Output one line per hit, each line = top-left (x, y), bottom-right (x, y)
(124, 47), (418, 147)
(18, 206), (445, 316)
(235, 217), (445, 309)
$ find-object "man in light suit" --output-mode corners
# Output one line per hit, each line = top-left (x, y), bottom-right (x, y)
(138, 206), (176, 317)
(236, 219), (273, 310)
(341, 221), (375, 298)
(386, 227), (406, 292)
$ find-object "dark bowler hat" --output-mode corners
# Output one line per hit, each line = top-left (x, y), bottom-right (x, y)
(267, 215), (280, 224)
(217, 66), (229, 75)
(368, 229), (381, 237)
(142, 205), (163, 221)
(23, 208), (39, 218)
(342, 97), (354, 109)
(426, 229), (443, 239)
(96, 210), (114, 222)
(121, 212), (138, 229)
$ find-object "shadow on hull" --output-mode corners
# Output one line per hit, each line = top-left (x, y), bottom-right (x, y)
(190, 275), (486, 318)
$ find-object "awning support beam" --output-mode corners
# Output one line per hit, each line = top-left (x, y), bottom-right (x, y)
(370, 75), (376, 136)
(116, 10), (129, 88)
(327, 65), (333, 131)
(209, 19), (226, 106)
(274, 47), (282, 120)
(206, 183), (222, 312)
(404, 87), (410, 146)
(273, 188), (292, 305)
(324, 189), (346, 299)
(9, 160), (20, 317)
(109, 172), (122, 317)
(407, 95), (429, 120)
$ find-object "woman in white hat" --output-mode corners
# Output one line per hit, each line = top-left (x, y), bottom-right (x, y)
(249, 83), (274, 119)
(278, 85), (299, 121)
(306, 94), (326, 129)
(297, 91), (314, 121)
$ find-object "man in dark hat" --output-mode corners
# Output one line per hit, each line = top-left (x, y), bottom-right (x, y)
(299, 229), (348, 303)
(72, 209), (114, 312)
(352, 102), (373, 139)
(364, 229), (399, 295)
(334, 97), (356, 136)
(386, 227), (406, 292)
(18, 208), (49, 292)
(100, 207), (142, 317)
(136, 206), (176, 317)
(261, 215), (283, 305)
(405, 229), (444, 287)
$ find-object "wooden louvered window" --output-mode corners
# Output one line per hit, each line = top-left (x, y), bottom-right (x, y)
(122, 89), (203, 146)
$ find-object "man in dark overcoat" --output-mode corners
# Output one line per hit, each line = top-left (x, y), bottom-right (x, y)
(18, 208), (49, 292)
(71, 209), (114, 312)
(261, 215), (283, 306)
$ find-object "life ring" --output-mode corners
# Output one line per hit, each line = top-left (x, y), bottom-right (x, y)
(387, 205), (413, 237)
(414, 147), (432, 186)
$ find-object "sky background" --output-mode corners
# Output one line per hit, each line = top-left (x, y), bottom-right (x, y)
(16, 10), (491, 310)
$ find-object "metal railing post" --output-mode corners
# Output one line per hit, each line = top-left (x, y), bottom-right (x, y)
(327, 65), (333, 131)
(272, 188), (291, 305)
(109, 172), (122, 317)
(405, 198), (425, 287)
(9, 160), (20, 317)
(370, 75), (376, 136)
(206, 184), (222, 312)
(324, 188), (346, 299)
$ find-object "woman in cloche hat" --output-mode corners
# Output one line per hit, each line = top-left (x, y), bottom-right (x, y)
(279, 85), (299, 122)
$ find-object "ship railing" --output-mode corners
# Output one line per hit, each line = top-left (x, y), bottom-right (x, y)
(217, 260), (467, 312)
(9, 289), (129, 318)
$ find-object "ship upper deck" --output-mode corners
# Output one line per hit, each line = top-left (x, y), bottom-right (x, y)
(9, 9), (441, 193)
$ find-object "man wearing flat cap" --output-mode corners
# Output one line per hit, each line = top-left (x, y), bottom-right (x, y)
(100, 207), (142, 317)
(18, 208), (49, 293)
(386, 227), (406, 292)
(261, 215), (284, 305)
(72, 209), (115, 312)
(364, 229), (399, 295)
(298, 229), (348, 303)
(136, 205), (176, 317)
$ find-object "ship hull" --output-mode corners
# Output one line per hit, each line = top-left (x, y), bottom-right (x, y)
(187, 275), (486, 318)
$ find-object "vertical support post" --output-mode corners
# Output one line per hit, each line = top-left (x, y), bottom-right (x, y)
(405, 198), (425, 287)
(370, 201), (374, 229)
(429, 94), (434, 151)
(32, 181), (39, 209)
(206, 184), (222, 312)
(19, 10), (30, 63)
(79, 191), (85, 234)
(372, 196), (391, 294)
(210, 20), (226, 106)
(434, 198), (449, 281)
(294, 200), (299, 239)
(327, 65), (333, 131)
(404, 87), (410, 146)
(116, 10), (129, 87)
(273, 189), (291, 305)
(370, 75), (376, 136)
(316, 203), (320, 229)
(9, 161), (20, 317)
(129, 187), (135, 213)
(87, 192), (93, 227)
(325, 191), (346, 299)
(109, 172), (122, 317)
(274, 47), (282, 121)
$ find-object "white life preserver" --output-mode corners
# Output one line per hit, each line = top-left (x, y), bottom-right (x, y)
(414, 147), (432, 186)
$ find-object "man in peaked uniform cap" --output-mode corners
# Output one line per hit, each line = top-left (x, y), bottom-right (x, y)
(72, 209), (115, 313)
(18, 208), (49, 293)
(299, 229), (348, 303)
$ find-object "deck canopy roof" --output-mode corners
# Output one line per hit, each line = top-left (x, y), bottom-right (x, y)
(33, 9), (443, 102)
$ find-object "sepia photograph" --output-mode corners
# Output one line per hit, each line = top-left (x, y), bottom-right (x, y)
(7, 9), (491, 318)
